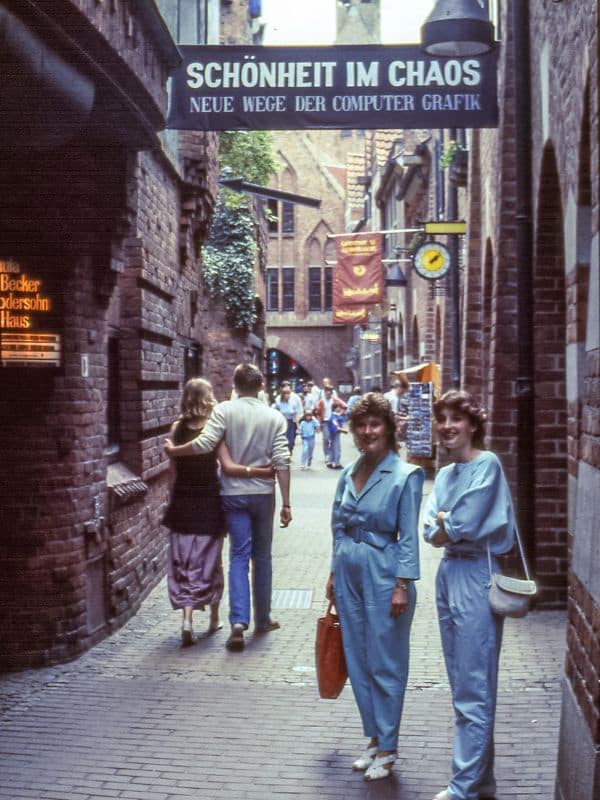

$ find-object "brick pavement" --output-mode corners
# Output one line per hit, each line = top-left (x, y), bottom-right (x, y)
(0, 436), (567, 799)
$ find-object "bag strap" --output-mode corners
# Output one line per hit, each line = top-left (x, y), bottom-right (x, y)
(487, 515), (532, 581)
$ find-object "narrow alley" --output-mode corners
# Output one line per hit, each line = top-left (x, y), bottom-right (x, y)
(0, 437), (566, 800)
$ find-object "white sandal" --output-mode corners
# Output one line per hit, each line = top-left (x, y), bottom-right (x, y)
(364, 752), (396, 781)
(351, 745), (378, 771)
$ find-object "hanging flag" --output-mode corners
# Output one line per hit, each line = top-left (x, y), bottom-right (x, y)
(332, 233), (383, 324)
(333, 306), (368, 325)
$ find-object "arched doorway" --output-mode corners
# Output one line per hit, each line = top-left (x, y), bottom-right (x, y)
(265, 348), (310, 398)
(533, 143), (568, 606)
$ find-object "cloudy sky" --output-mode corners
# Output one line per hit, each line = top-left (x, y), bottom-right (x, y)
(261, 0), (436, 45)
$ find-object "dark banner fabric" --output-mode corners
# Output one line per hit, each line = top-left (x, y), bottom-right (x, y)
(332, 234), (383, 325)
(167, 44), (499, 131)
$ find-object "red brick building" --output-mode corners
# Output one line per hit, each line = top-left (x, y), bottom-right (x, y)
(0, 0), (260, 671)
(427, 3), (599, 797)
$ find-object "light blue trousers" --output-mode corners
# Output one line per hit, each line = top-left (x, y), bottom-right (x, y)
(333, 535), (415, 751)
(436, 556), (503, 800)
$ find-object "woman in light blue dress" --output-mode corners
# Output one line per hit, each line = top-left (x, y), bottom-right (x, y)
(326, 393), (424, 781)
(423, 390), (516, 800)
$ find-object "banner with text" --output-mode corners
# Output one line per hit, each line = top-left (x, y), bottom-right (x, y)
(167, 44), (499, 131)
(333, 233), (383, 325)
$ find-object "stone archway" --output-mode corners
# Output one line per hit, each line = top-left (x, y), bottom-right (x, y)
(533, 142), (568, 606)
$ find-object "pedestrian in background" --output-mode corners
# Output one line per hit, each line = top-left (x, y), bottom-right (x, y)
(326, 392), (424, 781)
(327, 400), (348, 469)
(163, 378), (275, 646)
(299, 408), (319, 470)
(164, 364), (291, 653)
(423, 389), (516, 800)
(384, 376), (410, 443)
(346, 386), (362, 414)
(274, 385), (299, 455)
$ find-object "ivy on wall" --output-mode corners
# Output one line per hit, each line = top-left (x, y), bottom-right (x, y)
(202, 131), (278, 330)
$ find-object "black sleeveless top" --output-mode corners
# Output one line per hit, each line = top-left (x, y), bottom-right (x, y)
(161, 420), (225, 536)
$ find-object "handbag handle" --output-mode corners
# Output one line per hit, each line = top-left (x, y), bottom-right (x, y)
(487, 515), (532, 581)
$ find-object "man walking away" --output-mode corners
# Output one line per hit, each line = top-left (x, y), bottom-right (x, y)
(164, 364), (291, 652)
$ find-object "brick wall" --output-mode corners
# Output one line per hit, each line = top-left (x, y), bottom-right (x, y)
(0, 3), (222, 670)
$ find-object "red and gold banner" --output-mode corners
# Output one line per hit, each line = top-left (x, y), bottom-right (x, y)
(332, 233), (383, 324)
(332, 305), (368, 325)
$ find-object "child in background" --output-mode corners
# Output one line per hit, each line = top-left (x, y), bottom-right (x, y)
(327, 401), (348, 470)
(299, 409), (320, 470)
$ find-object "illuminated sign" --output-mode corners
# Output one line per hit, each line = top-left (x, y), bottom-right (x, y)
(0, 258), (62, 368)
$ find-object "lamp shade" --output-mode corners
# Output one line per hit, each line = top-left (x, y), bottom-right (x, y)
(421, 0), (495, 57)
(385, 264), (407, 287)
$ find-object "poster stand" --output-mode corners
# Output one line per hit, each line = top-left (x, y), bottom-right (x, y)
(392, 362), (440, 475)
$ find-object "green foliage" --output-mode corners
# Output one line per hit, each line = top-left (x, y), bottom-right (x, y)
(439, 140), (466, 170)
(219, 131), (279, 208)
(201, 131), (278, 329)
(203, 195), (257, 330)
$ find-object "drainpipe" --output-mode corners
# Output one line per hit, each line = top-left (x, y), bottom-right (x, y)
(512, 1), (535, 565)
(447, 127), (460, 389)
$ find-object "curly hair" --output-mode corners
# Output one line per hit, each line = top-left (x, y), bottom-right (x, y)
(433, 389), (488, 449)
(179, 378), (216, 421)
(349, 392), (398, 453)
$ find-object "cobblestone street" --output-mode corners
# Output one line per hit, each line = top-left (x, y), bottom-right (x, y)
(0, 437), (567, 800)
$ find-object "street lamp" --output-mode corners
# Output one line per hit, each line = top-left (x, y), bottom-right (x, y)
(421, 0), (495, 57)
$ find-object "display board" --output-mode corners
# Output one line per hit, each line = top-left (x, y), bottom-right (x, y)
(406, 381), (434, 458)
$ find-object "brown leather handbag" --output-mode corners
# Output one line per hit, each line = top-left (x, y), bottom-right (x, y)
(315, 602), (347, 699)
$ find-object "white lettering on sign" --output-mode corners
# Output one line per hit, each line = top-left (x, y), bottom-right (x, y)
(332, 94), (415, 112)
(388, 59), (482, 88)
(190, 96), (234, 113)
(243, 95), (287, 112)
(186, 60), (338, 90)
(421, 93), (482, 111)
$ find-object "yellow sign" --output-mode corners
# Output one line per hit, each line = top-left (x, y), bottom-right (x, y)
(424, 220), (467, 235)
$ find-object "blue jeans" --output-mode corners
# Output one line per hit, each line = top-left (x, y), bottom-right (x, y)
(222, 494), (275, 629)
(301, 436), (315, 466)
(330, 430), (341, 466)
(321, 422), (332, 461)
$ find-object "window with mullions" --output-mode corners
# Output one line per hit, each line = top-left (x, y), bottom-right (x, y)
(308, 267), (321, 311)
(157, 0), (208, 44)
(281, 201), (294, 234)
(324, 266), (333, 311)
(281, 267), (295, 311)
(266, 267), (279, 311)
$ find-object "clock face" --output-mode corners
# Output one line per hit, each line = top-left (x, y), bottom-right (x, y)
(413, 242), (451, 280)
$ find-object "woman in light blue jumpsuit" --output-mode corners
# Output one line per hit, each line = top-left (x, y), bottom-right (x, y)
(423, 390), (516, 800)
(326, 392), (424, 781)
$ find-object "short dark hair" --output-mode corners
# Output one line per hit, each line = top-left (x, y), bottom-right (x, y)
(233, 363), (263, 394)
(349, 392), (398, 453)
(433, 389), (487, 449)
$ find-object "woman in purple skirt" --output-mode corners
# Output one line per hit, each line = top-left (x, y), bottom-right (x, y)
(163, 378), (274, 646)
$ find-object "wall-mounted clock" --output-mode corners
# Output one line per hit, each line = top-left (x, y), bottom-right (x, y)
(413, 242), (451, 280)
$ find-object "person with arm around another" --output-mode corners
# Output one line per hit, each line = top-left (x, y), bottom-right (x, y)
(423, 389), (516, 800)
(325, 392), (424, 781)
(165, 364), (291, 653)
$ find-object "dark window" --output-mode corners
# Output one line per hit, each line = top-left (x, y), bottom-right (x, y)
(107, 336), (121, 448)
(324, 266), (333, 311)
(184, 345), (202, 382)
(266, 268), (279, 311)
(281, 267), (295, 311)
(308, 267), (321, 311)
(266, 199), (278, 233)
(281, 201), (294, 234)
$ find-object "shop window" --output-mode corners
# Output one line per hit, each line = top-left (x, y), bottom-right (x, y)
(281, 267), (295, 311)
(308, 267), (321, 311)
(266, 267), (279, 311)
(107, 336), (121, 450)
